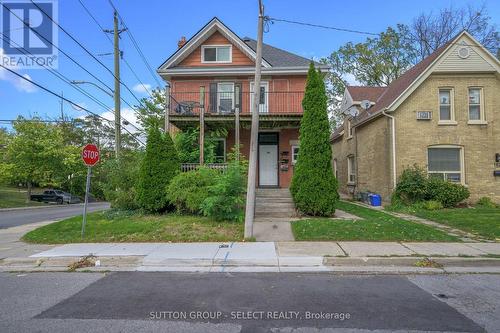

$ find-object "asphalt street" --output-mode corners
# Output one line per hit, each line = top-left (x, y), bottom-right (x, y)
(1, 272), (498, 332)
(0, 202), (110, 229)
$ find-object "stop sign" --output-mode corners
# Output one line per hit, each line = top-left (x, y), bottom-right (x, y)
(82, 144), (100, 166)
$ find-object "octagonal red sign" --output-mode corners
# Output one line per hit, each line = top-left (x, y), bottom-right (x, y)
(82, 144), (100, 166)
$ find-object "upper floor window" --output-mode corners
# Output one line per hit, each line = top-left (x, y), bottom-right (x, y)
(346, 118), (353, 138)
(468, 88), (485, 123)
(438, 89), (454, 122)
(202, 45), (232, 63)
(217, 82), (234, 113)
(427, 146), (464, 183)
(347, 155), (356, 183)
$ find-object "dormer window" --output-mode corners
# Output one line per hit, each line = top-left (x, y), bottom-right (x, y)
(201, 45), (232, 63)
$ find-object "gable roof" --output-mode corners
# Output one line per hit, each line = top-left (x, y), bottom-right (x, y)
(157, 17), (327, 77)
(158, 17), (270, 71)
(346, 86), (387, 102)
(331, 30), (500, 140)
(242, 37), (316, 67)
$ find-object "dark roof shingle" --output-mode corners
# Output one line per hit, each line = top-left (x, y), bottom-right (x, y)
(243, 37), (315, 67)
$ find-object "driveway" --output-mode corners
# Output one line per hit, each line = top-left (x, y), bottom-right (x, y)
(0, 203), (110, 229)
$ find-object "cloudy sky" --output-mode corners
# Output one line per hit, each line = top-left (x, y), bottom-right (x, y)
(1, 0), (499, 132)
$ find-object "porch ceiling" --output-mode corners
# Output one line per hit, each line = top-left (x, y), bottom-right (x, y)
(170, 114), (302, 130)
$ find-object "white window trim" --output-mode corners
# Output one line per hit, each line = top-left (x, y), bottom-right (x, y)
(346, 118), (353, 139)
(467, 87), (487, 125)
(249, 81), (269, 113)
(347, 155), (356, 184)
(217, 82), (234, 112)
(438, 88), (457, 125)
(201, 45), (232, 64)
(333, 159), (338, 179)
(427, 145), (465, 185)
(212, 138), (227, 162)
(291, 145), (299, 165)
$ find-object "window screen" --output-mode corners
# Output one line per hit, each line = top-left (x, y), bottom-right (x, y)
(428, 148), (460, 171)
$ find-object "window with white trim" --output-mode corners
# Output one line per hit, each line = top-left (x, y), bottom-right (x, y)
(347, 155), (356, 183)
(427, 146), (463, 183)
(202, 45), (231, 63)
(468, 88), (484, 122)
(291, 145), (299, 165)
(438, 88), (454, 122)
(212, 138), (226, 163)
(217, 82), (234, 113)
(333, 159), (338, 179)
(346, 118), (353, 138)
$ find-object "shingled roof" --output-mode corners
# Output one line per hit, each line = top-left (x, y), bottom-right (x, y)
(242, 37), (316, 67)
(346, 86), (387, 102)
(331, 36), (455, 141)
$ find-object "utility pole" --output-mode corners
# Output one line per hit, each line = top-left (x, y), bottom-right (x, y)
(244, 0), (265, 239)
(104, 11), (126, 159)
(60, 91), (64, 121)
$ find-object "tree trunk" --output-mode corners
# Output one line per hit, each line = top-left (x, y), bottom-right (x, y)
(26, 181), (32, 203)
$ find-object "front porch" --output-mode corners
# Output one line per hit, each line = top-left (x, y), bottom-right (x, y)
(176, 128), (299, 188)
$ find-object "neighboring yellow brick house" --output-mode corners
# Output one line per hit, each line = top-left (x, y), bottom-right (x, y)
(331, 31), (500, 204)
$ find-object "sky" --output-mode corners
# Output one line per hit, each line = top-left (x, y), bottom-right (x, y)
(1, 0), (499, 131)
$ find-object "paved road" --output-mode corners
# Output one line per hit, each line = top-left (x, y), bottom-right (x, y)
(0, 272), (498, 332)
(0, 202), (110, 229)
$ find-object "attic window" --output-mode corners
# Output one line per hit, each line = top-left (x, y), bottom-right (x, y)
(202, 45), (232, 63)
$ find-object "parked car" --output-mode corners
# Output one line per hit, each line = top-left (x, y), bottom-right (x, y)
(30, 190), (74, 204)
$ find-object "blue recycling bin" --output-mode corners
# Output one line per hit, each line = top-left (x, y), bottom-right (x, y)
(369, 194), (382, 206)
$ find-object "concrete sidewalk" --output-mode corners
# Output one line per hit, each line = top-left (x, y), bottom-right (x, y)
(1, 240), (499, 274)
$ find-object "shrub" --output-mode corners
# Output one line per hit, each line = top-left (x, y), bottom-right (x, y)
(426, 178), (470, 208)
(166, 167), (219, 214)
(102, 151), (142, 210)
(201, 157), (247, 222)
(290, 63), (339, 216)
(475, 196), (497, 208)
(420, 200), (443, 211)
(394, 165), (428, 204)
(137, 126), (180, 213)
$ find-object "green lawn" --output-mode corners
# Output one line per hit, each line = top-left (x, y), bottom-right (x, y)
(0, 186), (47, 209)
(291, 201), (459, 242)
(404, 207), (500, 241)
(23, 210), (244, 244)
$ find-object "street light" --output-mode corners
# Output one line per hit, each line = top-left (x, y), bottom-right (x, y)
(70, 80), (114, 98)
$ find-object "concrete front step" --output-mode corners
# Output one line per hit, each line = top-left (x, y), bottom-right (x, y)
(253, 222), (295, 241)
(256, 206), (296, 213)
(255, 213), (297, 218)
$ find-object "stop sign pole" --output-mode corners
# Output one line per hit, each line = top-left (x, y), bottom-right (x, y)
(81, 144), (100, 238)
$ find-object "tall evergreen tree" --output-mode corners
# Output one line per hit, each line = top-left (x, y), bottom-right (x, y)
(290, 63), (339, 216)
(137, 126), (180, 212)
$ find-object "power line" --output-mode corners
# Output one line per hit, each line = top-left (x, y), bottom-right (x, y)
(0, 64), (145, 146)
(27, 0), (148, 109)
(266, 17), (380, 36)
(0, 32), (143, 135)
(107, 0), (163, 88)
(266, 16), (494, 51)
(76, 0), (155, 100)
(1, 2), (147, 128)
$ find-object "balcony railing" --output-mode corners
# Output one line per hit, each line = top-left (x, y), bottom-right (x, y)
(169, 91), (304, 116)
(180, 163), (228, 172)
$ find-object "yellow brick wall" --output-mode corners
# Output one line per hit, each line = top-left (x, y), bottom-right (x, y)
(394, 73), (500, 203)
(331, 116), (391, 200)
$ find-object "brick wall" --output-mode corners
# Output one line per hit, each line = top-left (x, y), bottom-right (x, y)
(395, 73), (500, 203)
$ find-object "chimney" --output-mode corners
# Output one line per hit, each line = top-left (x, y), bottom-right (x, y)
(177, 36), (187, 49)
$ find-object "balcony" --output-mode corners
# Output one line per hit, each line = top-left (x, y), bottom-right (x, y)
(169, 91), (305, 117)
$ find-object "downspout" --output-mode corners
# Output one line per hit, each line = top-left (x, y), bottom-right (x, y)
(382, 109), (397, 190)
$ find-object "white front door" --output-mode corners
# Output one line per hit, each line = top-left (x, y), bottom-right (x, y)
(259, 145), (278, 186)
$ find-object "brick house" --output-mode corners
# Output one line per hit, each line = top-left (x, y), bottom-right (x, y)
(158, 17), (326, 188)
(331, 31), (500, 203)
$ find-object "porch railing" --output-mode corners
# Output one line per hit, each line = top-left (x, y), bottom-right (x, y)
(169, 91), (304, 116)
(180, 163), (228, 172)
